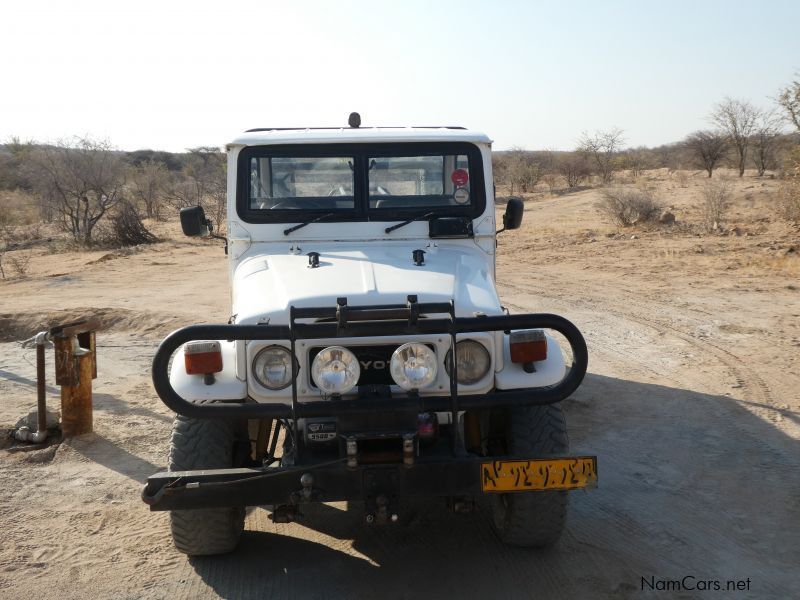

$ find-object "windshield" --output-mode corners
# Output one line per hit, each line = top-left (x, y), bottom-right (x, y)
(368, 154), (470, 209)
(237, 143), (484, 222)
(249, 156), (354, 210)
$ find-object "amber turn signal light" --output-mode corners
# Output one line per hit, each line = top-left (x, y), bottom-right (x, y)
(184, 341), (223, 375)
(510, 330), (547, 363)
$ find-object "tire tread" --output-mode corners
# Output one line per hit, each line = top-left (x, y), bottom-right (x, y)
(491, 403), (570, 548)
(168, 412), (245, 556)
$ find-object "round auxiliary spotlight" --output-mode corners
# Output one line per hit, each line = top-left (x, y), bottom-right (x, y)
(390, 343), (438, 391)
(311, 346), (360, 395)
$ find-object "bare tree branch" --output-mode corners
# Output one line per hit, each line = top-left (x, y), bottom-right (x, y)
(709, 98), (760, 177)
(29, 137), (126, 246)
(750, 110), (783, 176)
(556, 153), (591, 188)
(684, 130), (728, 177)
(164, 146), (227, 231)
(130, 160), (169, 220)
(505, 147), (541, 194)
(577, 128), (626, 183)
(777, 74), (800, 133)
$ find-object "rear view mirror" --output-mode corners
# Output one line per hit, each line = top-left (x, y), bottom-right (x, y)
(180, 206), (210, 237)
(501, 197), (524, 232)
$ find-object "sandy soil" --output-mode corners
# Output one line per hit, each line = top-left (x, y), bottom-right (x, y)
(1, 171), (798, 599)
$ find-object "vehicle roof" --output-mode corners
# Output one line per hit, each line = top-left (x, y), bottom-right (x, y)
(229, 127), (493, 147)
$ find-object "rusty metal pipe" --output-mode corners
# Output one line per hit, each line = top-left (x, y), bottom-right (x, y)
(15, 331), (50, 443)
(36, 343), (46, 434)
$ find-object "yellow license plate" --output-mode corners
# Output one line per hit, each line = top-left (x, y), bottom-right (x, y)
(481, 457), (598, 492)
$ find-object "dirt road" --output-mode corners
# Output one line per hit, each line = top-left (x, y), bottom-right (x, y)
(1, 177), (798, 599)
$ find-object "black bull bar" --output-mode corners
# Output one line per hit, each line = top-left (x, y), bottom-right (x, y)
(151, 299), (588, 421)
(145, 301), (589, 510)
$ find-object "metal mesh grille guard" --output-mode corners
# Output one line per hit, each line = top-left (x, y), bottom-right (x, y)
(151, 296), (588, 421)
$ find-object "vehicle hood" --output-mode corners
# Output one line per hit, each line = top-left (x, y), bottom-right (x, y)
(232, 243), (501, 325)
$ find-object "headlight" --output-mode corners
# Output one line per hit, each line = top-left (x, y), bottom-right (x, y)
(311, 346), (360, 395)
(445, 340), (491, 385)
(390, 342), (437, 390)
(252, 345), (293, 390)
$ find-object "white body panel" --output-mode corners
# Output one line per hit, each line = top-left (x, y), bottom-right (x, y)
(171, 341), (246, 401)
(232, 242), (501, 325)
(495, 334), (566, 389)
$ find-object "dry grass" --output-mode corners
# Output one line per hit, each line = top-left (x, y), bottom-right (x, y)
(744, 253), (800, 277)
(597, 186), (662, 227)
(700, 179), (733, 231)
(775, 148), (800, 221)
(675, 171), (690, 188)
(5, 249), (32, 277)
(92, 201), (158, 248)
(0, 189), (39, 226)
(776, 182), (800, 221)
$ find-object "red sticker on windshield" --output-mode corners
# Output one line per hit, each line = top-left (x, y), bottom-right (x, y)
(451, 169), (469, 187)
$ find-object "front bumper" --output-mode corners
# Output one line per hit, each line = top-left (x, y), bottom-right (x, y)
(142, 454), (598, 511)
(145, 298), (593, 512)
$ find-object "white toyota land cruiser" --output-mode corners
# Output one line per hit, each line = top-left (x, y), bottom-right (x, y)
(142, 114), (596, 556)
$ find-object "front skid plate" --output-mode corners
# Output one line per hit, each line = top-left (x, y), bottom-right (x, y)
(142, 455), (597, 511)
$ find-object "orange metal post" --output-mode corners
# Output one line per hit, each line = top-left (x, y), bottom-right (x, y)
(60, 348), (93, 437)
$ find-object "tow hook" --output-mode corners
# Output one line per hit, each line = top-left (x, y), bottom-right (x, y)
(286, 472), (317, 507)
(300, 473), (314, 500)
(269, 473), (313, 523)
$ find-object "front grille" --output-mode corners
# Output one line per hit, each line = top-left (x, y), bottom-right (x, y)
(309, 345), (397, 386)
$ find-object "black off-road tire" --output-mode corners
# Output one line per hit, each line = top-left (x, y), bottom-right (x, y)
(168, 413), (247, 556)
(490, 403), (570, 548)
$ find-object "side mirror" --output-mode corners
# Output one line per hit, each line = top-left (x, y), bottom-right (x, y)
(180, 206), (210, 237)
(501, 197), (524, 231)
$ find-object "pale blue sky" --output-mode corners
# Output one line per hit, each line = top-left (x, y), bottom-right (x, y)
(1, 0), (797, 151)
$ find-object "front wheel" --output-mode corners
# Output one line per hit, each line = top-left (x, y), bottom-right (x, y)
(168, 414), (248, 555)
(489, 403), (570, 548)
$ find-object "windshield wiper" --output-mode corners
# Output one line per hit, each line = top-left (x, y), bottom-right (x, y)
(283, 213), (336, 236)
(384, 211), (436, 234)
